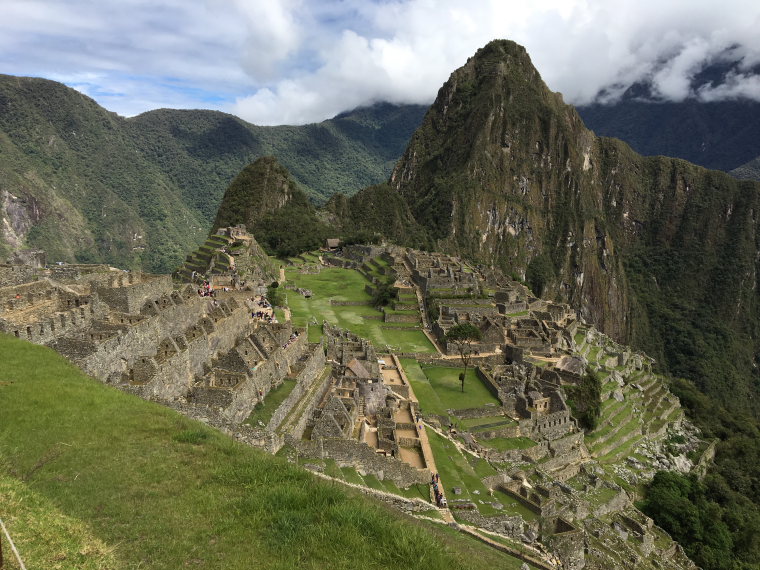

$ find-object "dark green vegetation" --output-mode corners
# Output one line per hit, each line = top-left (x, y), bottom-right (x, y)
(639, 471), (758, 570)
(564, 371), (602, 431)
(648, 378), (760, 570)
(0, 333), (523, 570)
(578, 98), (760, 174)
(212, 157), (331, 257)
(0, 74), (426, 271)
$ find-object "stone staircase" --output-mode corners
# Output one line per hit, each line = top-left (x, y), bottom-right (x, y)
(176, 234), (235, 281)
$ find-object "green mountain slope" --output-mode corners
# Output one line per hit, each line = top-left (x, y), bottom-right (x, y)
(0, 332), (522, 569)
(381, 40), (760, 416)
(211, 156), (331, 256)
(732, 155), (760, 181)
(577, 98), (760, 174)
(0, 74), (426, 272)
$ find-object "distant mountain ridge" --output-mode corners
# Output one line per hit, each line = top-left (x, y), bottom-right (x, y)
(0, 74), (427, 272)
(577, 59), (760, 175)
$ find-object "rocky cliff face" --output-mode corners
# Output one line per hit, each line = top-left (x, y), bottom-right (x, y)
(390, 40), (631, 339)
(387, 40), (760, 409)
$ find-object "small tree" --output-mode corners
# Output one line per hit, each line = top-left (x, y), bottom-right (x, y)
(372, 280), (395, 307)
(266, 284), (284, 307)
(445, 323), (482, 392)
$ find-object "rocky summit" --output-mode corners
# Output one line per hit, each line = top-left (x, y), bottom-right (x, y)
(347, 39), (760, 418)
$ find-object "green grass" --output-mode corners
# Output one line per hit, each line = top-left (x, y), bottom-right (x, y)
(400, 359), (447, 417)
(419, 366), (500, 411)
(0, 333), (523, 570)
(341, 466), (366, 486)
(285, 267), (435, 353)
(426, 430), (499, 516)
(243, 379), (297, 427)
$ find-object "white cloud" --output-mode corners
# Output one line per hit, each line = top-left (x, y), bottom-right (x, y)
(232, 0), (760, 124)
(2, 0), (760, 123)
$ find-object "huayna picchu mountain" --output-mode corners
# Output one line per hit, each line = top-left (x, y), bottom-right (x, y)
(356, 40), (760, 417)
(312, 39), (760, 568)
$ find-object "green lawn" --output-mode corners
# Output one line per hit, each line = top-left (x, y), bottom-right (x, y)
(244, 379), (297, 427)
(420, 366), (500, 411)
(400, 359), (447, 417)
(285, 266), (435, 353)
(0, 333), (523, 570)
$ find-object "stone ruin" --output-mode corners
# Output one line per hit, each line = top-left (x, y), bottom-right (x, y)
(0, 246), (699, 570)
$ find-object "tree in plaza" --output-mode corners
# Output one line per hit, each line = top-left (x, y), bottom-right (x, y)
(444, 323), (482, 392)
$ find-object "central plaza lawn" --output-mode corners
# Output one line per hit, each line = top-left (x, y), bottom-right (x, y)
(419, 365), (500, 411)
(283, 265), (435, 353)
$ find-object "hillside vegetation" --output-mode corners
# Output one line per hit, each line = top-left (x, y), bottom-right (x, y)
(297, 40), (760, 568)
(0, 74), (426, 272)
(0, 332), (521, 570)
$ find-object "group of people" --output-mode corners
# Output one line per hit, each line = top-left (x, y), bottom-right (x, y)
(431, 472), (447, 507)
(197, 281), (215, 297)
(251, 296), (277, 324)
(282, 330), (300, 349)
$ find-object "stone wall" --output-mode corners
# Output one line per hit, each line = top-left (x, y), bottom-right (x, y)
(1, 299), (108, 345)
(543, 525), (585, 570)
(263, 343), (326, 431)
(133, 305), (252, 402)
(295, 437), (429, 487)
(79, 299), (244, 388)
(95, 275), (173, 314)
(221, 329), (310, 424)
(0, 264), (38, 287)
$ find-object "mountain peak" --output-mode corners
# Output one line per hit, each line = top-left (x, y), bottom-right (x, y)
(212, 156), (307, 234)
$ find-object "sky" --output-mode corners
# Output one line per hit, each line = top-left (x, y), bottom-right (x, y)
(2, 0), (760, 125)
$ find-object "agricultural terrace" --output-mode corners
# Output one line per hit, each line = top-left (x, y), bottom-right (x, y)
(282, 255), (435, 353)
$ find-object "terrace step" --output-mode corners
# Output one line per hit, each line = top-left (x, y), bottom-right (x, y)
(593, 422), (643, 459)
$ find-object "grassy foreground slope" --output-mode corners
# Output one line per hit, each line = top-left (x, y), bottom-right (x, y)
(0, 333), (521, 570)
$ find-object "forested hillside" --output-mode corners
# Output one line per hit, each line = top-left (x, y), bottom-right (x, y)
(0, 74), (426, 272)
